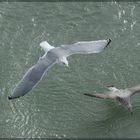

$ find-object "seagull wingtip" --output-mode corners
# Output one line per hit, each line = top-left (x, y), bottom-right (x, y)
(84, 93), (95, 97)
(106, 38), (111, 48)
(8, 96), (13, 100)
(8, 96), (20, 100)
(106, 84), (114, 88)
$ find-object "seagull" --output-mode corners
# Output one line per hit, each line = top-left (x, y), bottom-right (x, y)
(84, 84), (140, 114)
(8, 39), (111, 100)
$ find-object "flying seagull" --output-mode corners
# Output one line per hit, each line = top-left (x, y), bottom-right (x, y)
(8, 39), (111, 100)
(84, 84), (140, 114)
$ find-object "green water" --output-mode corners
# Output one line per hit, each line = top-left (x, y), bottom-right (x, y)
(1, 2), (140, 138)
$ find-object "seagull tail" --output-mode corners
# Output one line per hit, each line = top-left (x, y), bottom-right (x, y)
(40, 41), (54, 53)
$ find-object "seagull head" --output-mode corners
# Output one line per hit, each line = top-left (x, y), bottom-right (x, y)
(60, 57), (69, 67)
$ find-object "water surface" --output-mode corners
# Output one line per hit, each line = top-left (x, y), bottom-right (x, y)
(0, 2), (140, 138)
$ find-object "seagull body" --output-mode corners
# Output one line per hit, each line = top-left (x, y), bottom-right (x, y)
(84, 84), (140, 113)
(8, 39), (111, 100)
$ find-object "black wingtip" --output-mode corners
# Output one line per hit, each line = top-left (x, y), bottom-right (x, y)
(84, 93), (94, 97)
(8, 96), (20, 100)
(106, 84), (114, 88)
(8, 96), (13, 100)
(106, 38), (111, 48)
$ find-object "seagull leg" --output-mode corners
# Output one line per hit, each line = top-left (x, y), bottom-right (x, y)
(128, 105), (133, 115)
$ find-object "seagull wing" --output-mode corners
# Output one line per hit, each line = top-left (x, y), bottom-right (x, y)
(56, 39), (111, 57)
(84, 93), (109, 99)
(127, 84), (140, 96)
(9, 57), (56, 100)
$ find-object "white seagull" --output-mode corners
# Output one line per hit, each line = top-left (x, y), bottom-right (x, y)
(8, 39), (111, 100)
(84, 84), (140, 114)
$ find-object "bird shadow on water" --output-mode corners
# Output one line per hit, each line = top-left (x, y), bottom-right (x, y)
(81, 100), (134, 138)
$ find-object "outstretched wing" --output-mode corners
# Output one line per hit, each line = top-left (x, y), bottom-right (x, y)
(57, 39), (111, 57)
(8, 57), (56, 100)
(127, 84), (140, 96)
(84, 93), (109, 99)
